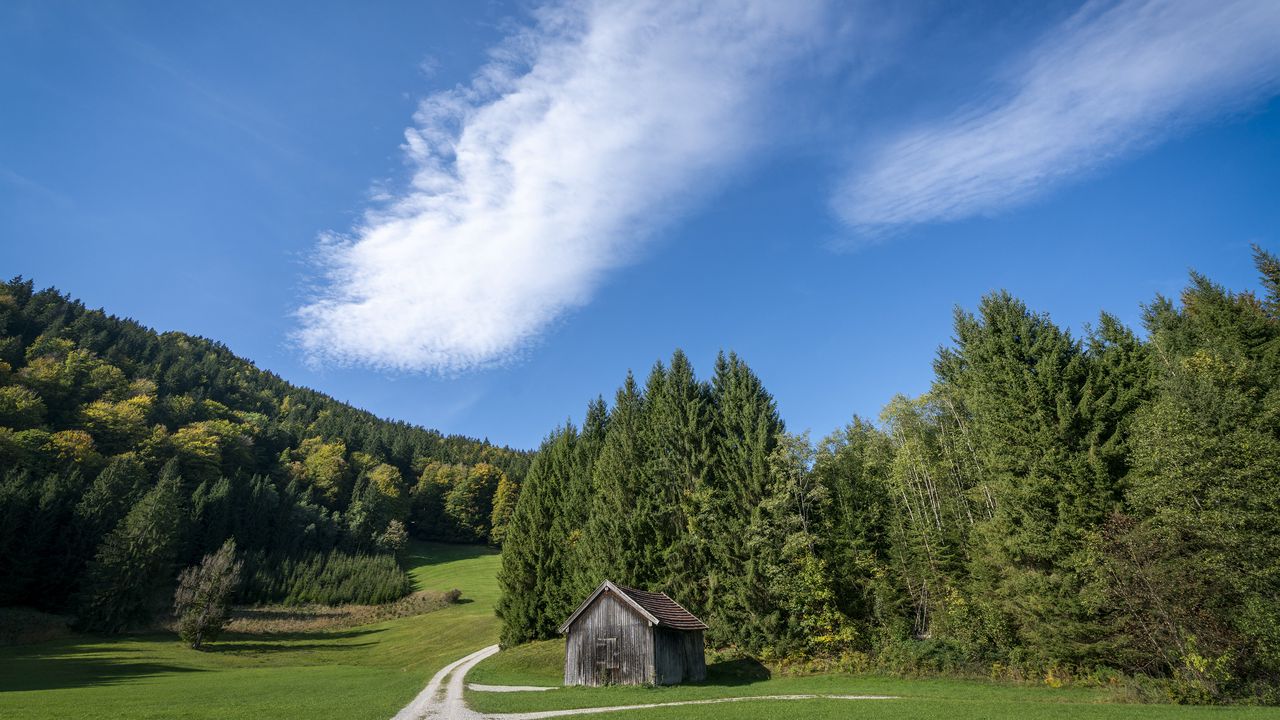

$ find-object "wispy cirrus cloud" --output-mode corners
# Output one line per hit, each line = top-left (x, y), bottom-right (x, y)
(836, 0), (1280, 232)
(296, 0), (832, 372)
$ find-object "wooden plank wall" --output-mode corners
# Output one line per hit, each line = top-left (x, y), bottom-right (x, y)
(653, 628), (706, 684)
(564, 591), (654, 686)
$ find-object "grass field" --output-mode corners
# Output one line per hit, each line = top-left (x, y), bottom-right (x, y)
(6, 542), (1280, 720)
(0, 542), (500, 720)
(467, 639), (1280, 719)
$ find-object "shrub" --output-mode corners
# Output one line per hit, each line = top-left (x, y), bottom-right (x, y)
(173, 539), (242, 649)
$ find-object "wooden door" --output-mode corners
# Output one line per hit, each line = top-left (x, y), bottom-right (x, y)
(594, 636), (619, 684)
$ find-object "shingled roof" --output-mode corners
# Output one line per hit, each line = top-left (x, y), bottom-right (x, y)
(615, 585), (708, 630)
(559, 580), (708, 633)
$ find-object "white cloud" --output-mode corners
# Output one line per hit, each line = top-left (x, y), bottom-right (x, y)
(837, 0), (1280, 232)
(297, 0), (830, 372)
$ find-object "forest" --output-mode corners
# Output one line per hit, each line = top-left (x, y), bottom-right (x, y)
(0, 278), (528, 631)
(497, 246), (1280, 703)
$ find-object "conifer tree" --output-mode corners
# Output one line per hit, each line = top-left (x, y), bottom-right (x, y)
(643, 351), (715, 612)
(583, 373), (648, 586)
(561, 397), (607, 603)
(77, 459), (186, 632)
(1253, 243), (1280, 319)
(496, 426), (577, 645)
(937, 292), (1102, 664)
(706, 352), (783, 643)
(1080, 313), (1152, 499)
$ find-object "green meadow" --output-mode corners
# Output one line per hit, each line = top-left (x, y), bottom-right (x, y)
(0, 542), (499, 720)
(468, 641), (1280, 719)
(6, 541), (1280, 720)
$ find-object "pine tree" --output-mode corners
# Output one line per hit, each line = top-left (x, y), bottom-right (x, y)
(561, 397), (607, 603)
(937, 292), (1102, 665)
(496, 426), (577, 645)
(642, 351), (715, 613)
(706, 352), (783, 646)
(76, 459), (186, 632)
(583, 373), (648, 586)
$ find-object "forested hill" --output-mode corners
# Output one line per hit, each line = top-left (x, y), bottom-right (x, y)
(0, 277), (528, 627)
(498, 246), (1280, 703)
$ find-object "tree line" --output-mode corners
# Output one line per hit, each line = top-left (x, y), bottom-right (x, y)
(0, 278), (528, 632)
(497, 247), (1280, 702)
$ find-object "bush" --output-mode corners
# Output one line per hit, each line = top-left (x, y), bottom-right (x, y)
(872, 636), (974, 676)
(173, 539), (242, 649)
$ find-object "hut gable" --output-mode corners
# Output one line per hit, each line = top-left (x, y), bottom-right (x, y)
(560, 581), (707, 687)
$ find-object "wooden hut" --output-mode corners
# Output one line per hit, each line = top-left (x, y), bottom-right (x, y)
(559, 580), (707, 686)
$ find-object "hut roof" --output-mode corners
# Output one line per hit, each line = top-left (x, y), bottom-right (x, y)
(559, 580), (708, 633)
(615, 585), (708, 630)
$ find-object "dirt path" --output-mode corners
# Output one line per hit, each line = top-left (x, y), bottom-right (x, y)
(393, 646), (897, 720)
(393, 644), (499, 720)
(470, 684), (557, 693)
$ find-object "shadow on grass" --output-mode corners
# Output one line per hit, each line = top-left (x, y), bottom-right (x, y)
(701, 657), (772, 686)
(211, 626), (387, 652)
(402, 541), (498, 569)
(210, 639), (380, 653)
(0, 624), (394, 693)
(0, 650), (203, 693)
(232, 607), (351, 622)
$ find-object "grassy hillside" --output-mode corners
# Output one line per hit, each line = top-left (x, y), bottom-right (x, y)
(0, 541), (500, 720)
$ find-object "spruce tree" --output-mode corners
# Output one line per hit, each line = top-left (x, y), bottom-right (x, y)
(1252, 243), (1280, 319)
(76, 459), (186, 632)
(643, 351), (715, 613)
(937, 292), (1102, 665)
(0, 468), (37, 605)
(496, 426), (577, 645)
(583, 373), (648, 587)
(1117, 264), (1280, 687)
(561, 397), (607, 603)
(707, 351), (783, 645)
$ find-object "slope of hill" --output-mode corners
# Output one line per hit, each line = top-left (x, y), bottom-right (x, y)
(0, 277), (527, 626)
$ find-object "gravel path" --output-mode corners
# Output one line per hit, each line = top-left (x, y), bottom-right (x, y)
(470, 684), (558, 693)
(393, 646), (898, 720)
(489, 694), (899, 720)
(392, 644), (499, 720)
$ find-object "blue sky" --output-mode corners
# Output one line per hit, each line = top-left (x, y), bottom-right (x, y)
(3, 0), (1279, 450)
